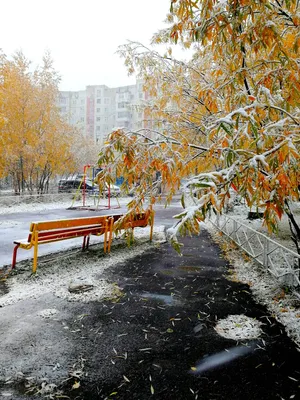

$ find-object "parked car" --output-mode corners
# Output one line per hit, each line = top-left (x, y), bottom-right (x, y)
(58, 179), (121, 197)
(58, 179), (96, 193)
(58, 179), (78, 193)
(92, 183), (121, 197)
(104, 183), (121, 197)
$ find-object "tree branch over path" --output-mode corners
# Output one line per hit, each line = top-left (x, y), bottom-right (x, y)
(99, 0), (300, 251)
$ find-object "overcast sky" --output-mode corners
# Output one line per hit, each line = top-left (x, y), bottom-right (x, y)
(1, 0), (173, 91)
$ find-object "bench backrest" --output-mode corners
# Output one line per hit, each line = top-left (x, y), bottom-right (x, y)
(29, 216), (109, 232)
(25, 210), (153, 244)
(110, 209), (153, 231)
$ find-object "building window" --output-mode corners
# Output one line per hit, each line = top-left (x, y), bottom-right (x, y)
(96, 117), (101, 122)
(104, 98), (110, 104)
(97, 99), (101, 104)
(117, 111), (129, 118)
(97, 108), (100, 113)
(96, 126), (100, 131)
(97, 90), (101, 96)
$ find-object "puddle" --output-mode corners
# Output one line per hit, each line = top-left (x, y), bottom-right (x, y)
(159, 269), (177, 276)
(140, 292), (175, 305)
(159, 265), (202, 276)
(177, 265), (202, 272)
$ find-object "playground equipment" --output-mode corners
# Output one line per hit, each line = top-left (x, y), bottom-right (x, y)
(68, 165), (121, 211)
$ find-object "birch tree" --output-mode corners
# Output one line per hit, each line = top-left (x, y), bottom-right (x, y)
(99, 0), (300, 250)
(0, 51), (77, 193)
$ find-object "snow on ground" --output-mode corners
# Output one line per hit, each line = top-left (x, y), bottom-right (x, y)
(207, 222), (300, 348)
(0, 197), (133, 216)
(215, 314), (263, 340)
(0, 226), (166, 307)
(182, 195), (300, 347)
(226, 203), (300, 251)
(1, 195), (300, 348)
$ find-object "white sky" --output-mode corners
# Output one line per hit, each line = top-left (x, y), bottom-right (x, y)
(0, 0), (174, 91)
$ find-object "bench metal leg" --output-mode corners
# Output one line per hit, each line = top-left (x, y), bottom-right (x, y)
(103, 227), (107, 253)
(82, 236), (87, 251)
(150, 214), (154, 242)
(32, 241), (38, 273)
(107, 217), (114, 253)
(86, 235), (90, 249)
(12, 244), (20, 269)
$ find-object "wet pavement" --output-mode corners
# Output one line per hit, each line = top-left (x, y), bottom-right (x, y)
(1, 230), (300, 399)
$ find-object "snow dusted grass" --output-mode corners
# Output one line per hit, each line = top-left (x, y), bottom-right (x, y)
(0, 196), (133, 216)
(0, 226), (166, 307)
(227, 203), (300, 251)
(207, 223), (300, 348)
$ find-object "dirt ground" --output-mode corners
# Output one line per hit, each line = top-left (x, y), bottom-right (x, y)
(1, 230), (300, 399)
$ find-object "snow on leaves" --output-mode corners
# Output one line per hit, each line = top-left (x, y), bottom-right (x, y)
(99, 0), (300, 250)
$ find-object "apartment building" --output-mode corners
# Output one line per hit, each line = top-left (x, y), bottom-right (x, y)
(58, 90), (86, 133)
(58, 81), (146, 145)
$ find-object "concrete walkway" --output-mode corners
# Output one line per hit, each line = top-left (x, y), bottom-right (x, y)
(0, 230), (300, 399)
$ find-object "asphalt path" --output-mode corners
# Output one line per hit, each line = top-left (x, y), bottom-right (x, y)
(0, 231), (299, 399)
(0, 202), (181, 269)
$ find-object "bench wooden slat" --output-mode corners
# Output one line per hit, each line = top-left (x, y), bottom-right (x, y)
(14, 224), (105, 245)
(35, 226), (105, 244)
(31, 216), (108, 231)
(36, 224), (103, 238)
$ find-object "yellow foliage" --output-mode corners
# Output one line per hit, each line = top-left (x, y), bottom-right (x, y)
(0, 51), (77, 192)
(98, 0), (300, 241)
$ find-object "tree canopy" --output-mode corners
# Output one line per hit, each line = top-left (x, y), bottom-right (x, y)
(98, 0), (300, 250)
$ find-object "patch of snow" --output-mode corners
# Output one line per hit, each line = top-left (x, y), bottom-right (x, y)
(215, 314), (263, 340)
(265, 21), (276, 27)
(253, 155), (268, 168)
(38, 309), (58, 319)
